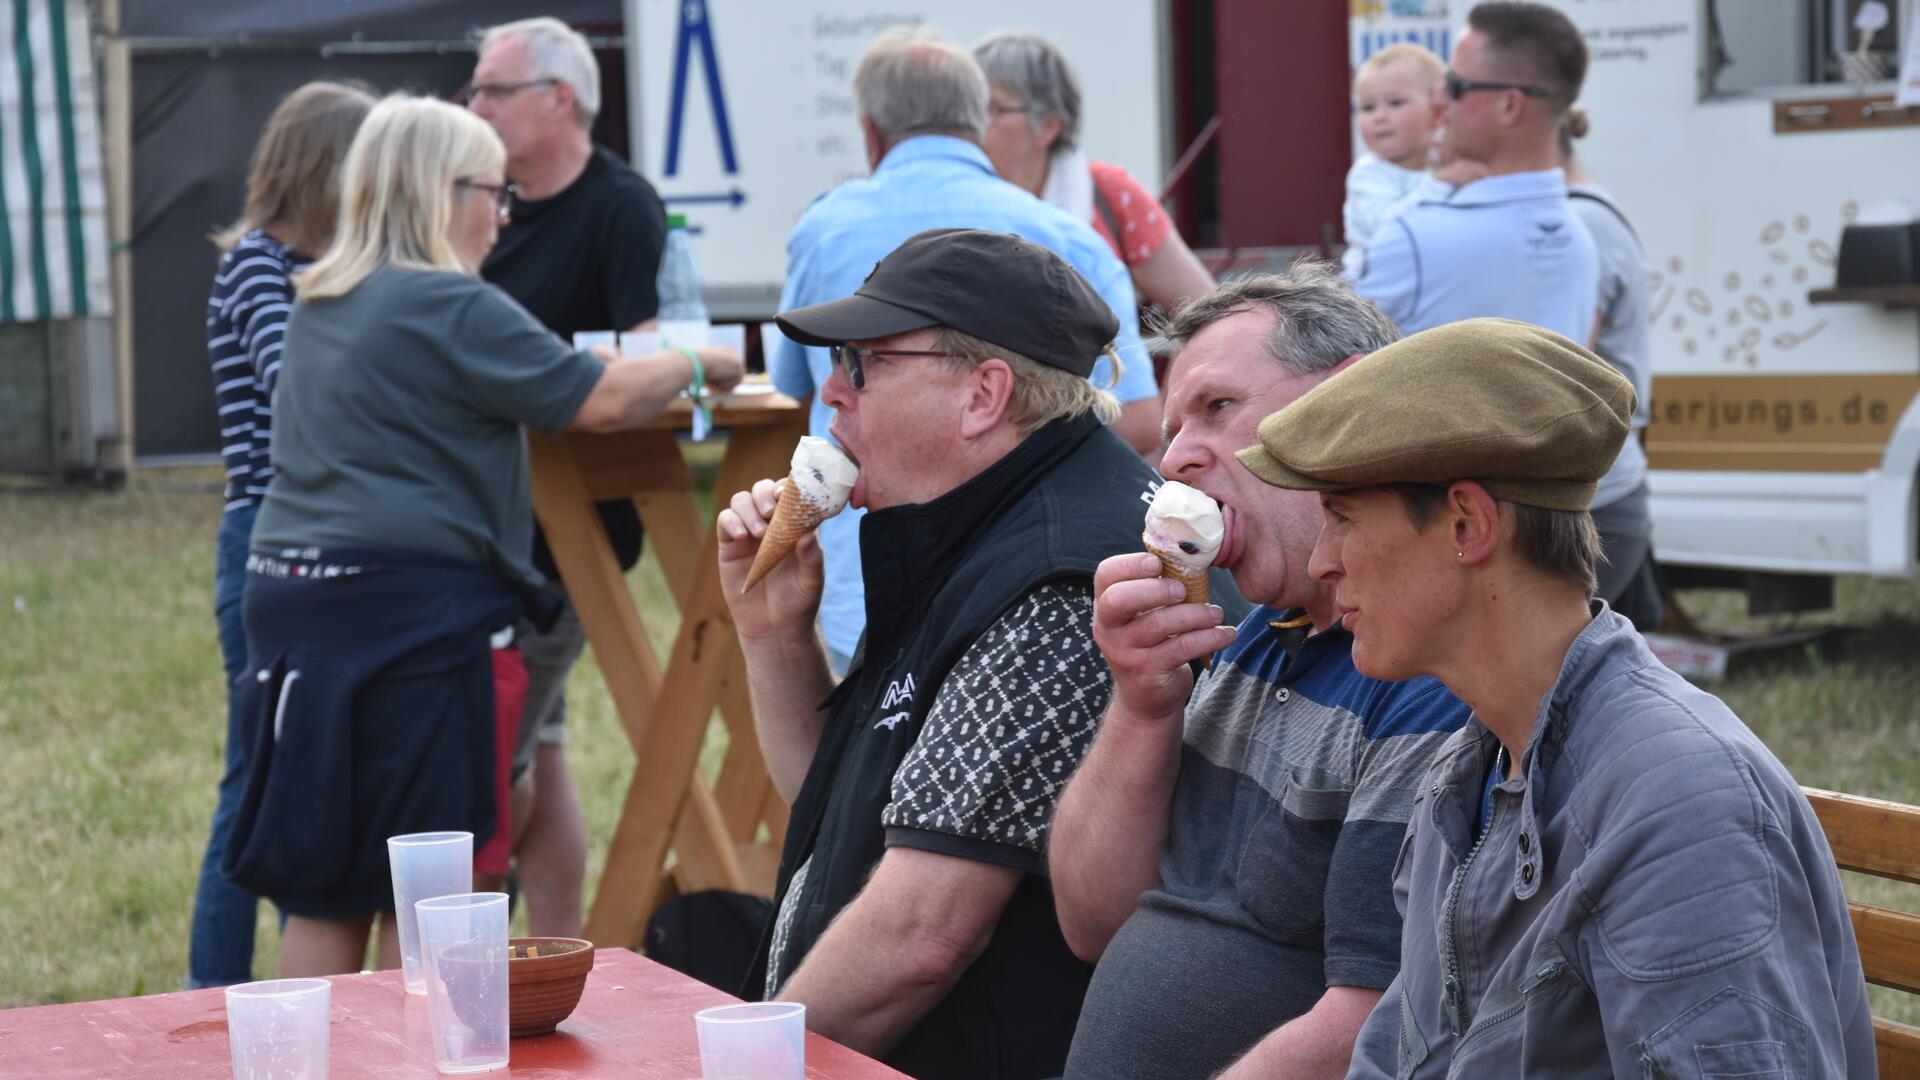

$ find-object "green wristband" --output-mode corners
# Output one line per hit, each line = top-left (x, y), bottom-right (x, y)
(678, 346), (705, 396)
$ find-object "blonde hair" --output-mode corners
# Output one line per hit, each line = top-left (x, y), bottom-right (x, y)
(296, 95), (506, 300)
(213, 81), (374, 254)
(1355, 43), (1446, 98)
(933, 327), (1121, 433)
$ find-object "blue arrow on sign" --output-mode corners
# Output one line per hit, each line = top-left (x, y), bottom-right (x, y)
(663, 188), (747, 208)
(664, 0), (739, 179)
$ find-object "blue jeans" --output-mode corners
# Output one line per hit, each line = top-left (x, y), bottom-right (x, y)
(187, 505), (260, 987)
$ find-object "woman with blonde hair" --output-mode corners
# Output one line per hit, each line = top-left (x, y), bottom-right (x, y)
(193, 79), (373, 989)
(222, 94), (742, 975)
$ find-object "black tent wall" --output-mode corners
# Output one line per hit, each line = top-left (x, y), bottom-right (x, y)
(126, 2), (624, 460)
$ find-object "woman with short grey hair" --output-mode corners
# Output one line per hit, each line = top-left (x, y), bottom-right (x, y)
(975, 31), (1215, 314)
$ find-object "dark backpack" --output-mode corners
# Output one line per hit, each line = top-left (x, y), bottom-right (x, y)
(644, 889), (774, 996)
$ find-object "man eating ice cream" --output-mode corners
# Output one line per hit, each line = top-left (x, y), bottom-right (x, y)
(1049, 264), (1472, 1080)
(715, 228), (1231, 1080)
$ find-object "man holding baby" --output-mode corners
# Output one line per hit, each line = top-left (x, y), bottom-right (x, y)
(717, 228), (1218, 1080)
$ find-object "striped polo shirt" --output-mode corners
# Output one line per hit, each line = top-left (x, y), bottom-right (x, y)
(206, 230), (302, 512)
(1064, 606), (1470, 1080)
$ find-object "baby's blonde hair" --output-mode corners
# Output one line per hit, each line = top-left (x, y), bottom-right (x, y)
(1354, 43), (1446, 99)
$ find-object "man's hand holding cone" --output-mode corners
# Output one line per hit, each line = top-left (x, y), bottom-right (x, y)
(716, 436), (857, 640)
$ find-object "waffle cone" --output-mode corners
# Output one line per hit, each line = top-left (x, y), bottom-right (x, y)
(743, 482), (832, 591)
(1145, 537), (1210, 606)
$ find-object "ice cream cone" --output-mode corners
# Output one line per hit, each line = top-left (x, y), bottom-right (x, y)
(743, 481), (831, 591)
(1146, 537), (1211, 606)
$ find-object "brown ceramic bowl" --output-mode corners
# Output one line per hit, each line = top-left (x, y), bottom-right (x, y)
(508, 937), (595, 1037)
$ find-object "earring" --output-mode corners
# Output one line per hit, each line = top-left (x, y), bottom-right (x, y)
(1457, 552), (1464, 558)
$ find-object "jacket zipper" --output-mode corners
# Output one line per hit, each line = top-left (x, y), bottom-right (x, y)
(1440, 781), (1499, 1036)
(1452, 956), (1567, 1054)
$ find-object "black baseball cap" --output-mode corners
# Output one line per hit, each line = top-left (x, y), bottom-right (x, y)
(774, 228), (1119, 378)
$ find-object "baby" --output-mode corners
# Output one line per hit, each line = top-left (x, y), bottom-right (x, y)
(1341, 43), (1446, 277)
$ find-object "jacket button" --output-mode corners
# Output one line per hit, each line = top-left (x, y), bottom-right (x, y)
(1276, 687), (1291, 703)
(1521, 863), (1536, 885)
(1519, 832), (1531, 854)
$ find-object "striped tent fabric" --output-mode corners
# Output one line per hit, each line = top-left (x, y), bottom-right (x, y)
(0, 0), (109, 322)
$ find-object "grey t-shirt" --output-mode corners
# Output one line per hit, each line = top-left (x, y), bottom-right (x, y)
(1570, 184), (1651, 508)
(252, 264), (604, 591)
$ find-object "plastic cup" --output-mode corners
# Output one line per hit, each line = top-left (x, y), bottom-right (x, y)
(387, 831), (473, 995)
(618, 329), (662, 358)
(415, 892), (510, 1074)
(658, 318), (712, 350)
(225, 977), (331, 1080)
(709, 323), (746, 359)
(695, 1002), (806, 1080)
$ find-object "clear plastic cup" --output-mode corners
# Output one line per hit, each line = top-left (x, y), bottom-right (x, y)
(694, 1002), (806, 1080)
(708, 323), (746, 359)
(415, 892), (510, 1074)
(387, 831), (473, 995)
(224, 977), (331, 1079)
(618, 329), (662, 358)
(658, 318), (712, 350)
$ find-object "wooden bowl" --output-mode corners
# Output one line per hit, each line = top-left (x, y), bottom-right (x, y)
(508, 937), (595, 1037)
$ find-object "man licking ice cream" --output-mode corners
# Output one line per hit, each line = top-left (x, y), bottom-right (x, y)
(712, 228), (1206, 1078)
(1048, 266), (1472, 1080)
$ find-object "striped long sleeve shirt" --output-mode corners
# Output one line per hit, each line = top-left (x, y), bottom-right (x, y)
(206, 230), (303, 511)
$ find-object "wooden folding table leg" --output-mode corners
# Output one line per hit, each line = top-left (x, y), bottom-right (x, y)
(528, 430), (666, 749)
(584, 425), (796, 947)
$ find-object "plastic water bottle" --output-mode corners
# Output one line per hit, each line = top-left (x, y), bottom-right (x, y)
(656, 213), (710, 349)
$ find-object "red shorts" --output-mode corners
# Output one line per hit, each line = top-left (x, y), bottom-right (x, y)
(476, 643), (527, 877)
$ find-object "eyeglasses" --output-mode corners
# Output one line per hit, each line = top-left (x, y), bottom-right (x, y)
(1445, 71), (1549, 101)
(988, 102), (1029, 119)
(463, 78), (560, 104)
(828, 345), (962, 390)
(456, 179), (516, 221)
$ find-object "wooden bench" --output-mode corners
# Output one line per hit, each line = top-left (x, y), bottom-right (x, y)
(1804, 787), (1920, 1076)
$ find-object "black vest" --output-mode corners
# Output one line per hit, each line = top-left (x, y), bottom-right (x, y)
(751, 414), (1161, 1079)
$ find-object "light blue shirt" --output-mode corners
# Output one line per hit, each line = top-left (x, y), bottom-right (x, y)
(1569, 183), (1650, 508)
(769, 135), (1154, 661)
(1353, 168), (1599, 343)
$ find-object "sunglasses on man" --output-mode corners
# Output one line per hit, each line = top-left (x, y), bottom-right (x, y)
(1445, 71), (1549, 101)
(828, 345), (962, 390)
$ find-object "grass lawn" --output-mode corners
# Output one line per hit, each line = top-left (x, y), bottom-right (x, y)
(2, 464), (1916, 1026)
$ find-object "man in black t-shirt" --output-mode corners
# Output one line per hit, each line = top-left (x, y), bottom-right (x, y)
(471, 15), (668, 939)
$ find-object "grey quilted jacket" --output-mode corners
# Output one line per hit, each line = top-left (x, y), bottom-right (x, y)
(1347, 606), (1875, 1078)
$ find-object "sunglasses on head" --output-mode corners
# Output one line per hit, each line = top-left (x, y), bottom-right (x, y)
(1445, 71), (1550, 101)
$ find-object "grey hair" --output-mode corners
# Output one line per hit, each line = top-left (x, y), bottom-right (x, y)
(973, 32), (1082, 154)
(853, 28), (989, 142)
(1151, 260), (1401, 377)
(480, 17), (600, 127)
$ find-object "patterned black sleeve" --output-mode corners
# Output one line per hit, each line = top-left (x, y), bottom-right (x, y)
(881, 582), (1111, 874)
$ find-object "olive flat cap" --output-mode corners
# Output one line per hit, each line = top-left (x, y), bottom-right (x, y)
(1236, 318), (1634, 512)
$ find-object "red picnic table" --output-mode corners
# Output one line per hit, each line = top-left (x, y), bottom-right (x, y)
(0, 949), (907, 1079)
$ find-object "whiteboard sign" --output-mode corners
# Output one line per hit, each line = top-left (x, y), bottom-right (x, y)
(625, 0), (1163, 314)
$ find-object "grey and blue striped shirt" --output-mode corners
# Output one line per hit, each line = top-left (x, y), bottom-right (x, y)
(1065, 606), (1470, 1080)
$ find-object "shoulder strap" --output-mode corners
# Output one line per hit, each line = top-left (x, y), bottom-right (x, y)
(1569, 189), (1639, 245)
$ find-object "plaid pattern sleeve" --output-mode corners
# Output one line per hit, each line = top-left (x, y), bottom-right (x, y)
(881, 582), (1111, 874)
